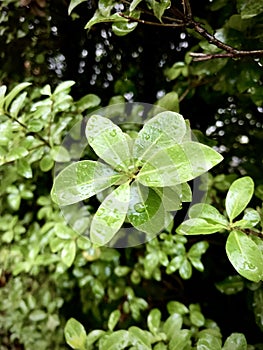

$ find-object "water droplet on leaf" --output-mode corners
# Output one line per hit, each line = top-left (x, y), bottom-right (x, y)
(110, 130), (117, 137)
(134, 202), (146, 213)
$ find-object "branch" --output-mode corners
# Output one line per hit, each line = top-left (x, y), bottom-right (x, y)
(119, 13), (184, 27)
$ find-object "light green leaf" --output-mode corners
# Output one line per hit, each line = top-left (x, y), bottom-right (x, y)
(51, 160), (123, 206)
(226, 230), (263, 282)
(188, 241), (209, 257)
(153, 186), (182, 211)
(90, 182), (130, 245)
(108, 310), (121, 331)
(61, 240), (76, 267)
(29, 310), (47, 321)
(177, 218), (225, 235)
(54, 80), (75, 94)
(147, 308), (162, 334)
(6, 147), (29, 162)
(137, 141), (223, 187)
(51, 146), (71, 162)
(86, 330), (106, 347)
(222, 333), (247, 350)
(3, 82), (31, 110)
(189, 203), (228, 226)
(179, 258), (192, 279)
(64, 318), (87, 350)
(163, 313), (183, 339)
(86, 115), (132, 171)
(76, 94), (101, 112)
(190, 310), (205, 327)
(237, 0), (263, 18)
(167, 301), (189, 315)
(17, 158), (32, 179)
(169, 329), (191, 350)
(197, 331), (222, 350)
(40, 154), (54, 172)
(233, 208), (260, 229)
(9, 92), (27, 118)
(127, 181), (166, 235)
(225, 177), (254, 222)
(100, 330), (130, 350)
(152, 0), (171, 21)
(68, 0), (87, 15)
(129, 326), (152, 349)
(133, 111), (186, 165)
(155, 92), (179, 112)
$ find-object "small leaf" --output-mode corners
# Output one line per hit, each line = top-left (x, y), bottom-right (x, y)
(137, 142), (223, 187)
(51, 146), (71, 162)
(152, 0), (171, 21)
(222, 333), (247, 350)
(129, 326), (152, 349)
(29, 310), (47, 321)
(215, 275), (244, 295)
(100, 330), (130, 350)
(167, 301), (189, 315)
(237, 0), (263, 18)
(179, 258), (192, 279)
(197, 331), (222, 350)
(163, 313), (183, 339)
(7, 147), (29, 162)
(188, 241), (209, 257)
(17, 158), (32, 179)
(61, 240), (76, 267)
(64, 318), (87, 350)
(76, 94), (101, 112)
(169, 329), (191, 350)
(9, 92), (27, 118)
(68, 0), (87, 14)
(127, 181), (166, 235)
(225, 177), (254, 222)
(85, 11), (126, 30)
(54, 81), (75, 94)
(190, 310), (205, 327)
(40, 154), (54, 172)
(155, 91), (179, 112)
(177, 218), (225, 235)
(86, 330), (106, 347)
(133, 111), (186, 165)
(86, 115), (132, 171)
(108, 310), (121, 331)
(90, 182), (130, 245)
(189, 203), (228, 226)
(3, 82), (31, 110)
(51, 160), (123, 206)
(147, 308), (162, 334)
(234, 208), (260, 229)
(226, 230), (263, 282)
(130, 0), (143, 11)
(112, 20), (138, 36)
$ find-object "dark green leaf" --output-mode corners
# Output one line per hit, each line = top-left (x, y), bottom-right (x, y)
(226, 230), (263, 282)
(90, 182), (130, 245)
(225, 177), (254, 222)
(51, 160), (123, 206)
(112, 21), (138, 36)
(76, 94), (101, 112)
(215, 275), (245, 295)
(237, 0), (263, 18)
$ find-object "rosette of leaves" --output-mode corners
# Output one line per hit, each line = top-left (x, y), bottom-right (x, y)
(51, 112), (223, 246)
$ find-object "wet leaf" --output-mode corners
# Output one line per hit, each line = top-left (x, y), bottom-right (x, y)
(222, 333), (247, 349)
(64, 318), (87, 350)
(189, 203), (228, 226)
(177, 218), (225, 235)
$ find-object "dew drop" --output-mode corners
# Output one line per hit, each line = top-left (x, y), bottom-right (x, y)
(134, 202), (146, 213)
(145, 134), (150, 140)
(110, 129), (117, 137)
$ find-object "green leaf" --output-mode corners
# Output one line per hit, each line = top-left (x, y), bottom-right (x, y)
(100, 330), (130, 350)
(163, 313), (183, 339)
(85, 12), (126, 30)
(127, 181), (166, 235)
(61, 240), (76, 267)
(237, 0), (263, 18)
(3, 82), (31, 110)
(17, 158), (32, 179)
(130, 0), (143, 11)
(108, 310), (121, 331)
(86, 115), (132, 171)
(76, 94), (101, 112)
(153, 186), (182, 211)
(188, 241), (209, 257)
(197, 331), (222, 350)
(226, 230), (263, 282)
(177, 218), (225, 235)
(51, 146), (71, 162)
(68, 0), (87, 14)
(234, 208), (260, 229)
(147, 308), (161, 334)
(40, 154), (54, 172)
(137, 141), (223, 187)
(112, 21), (138, 36)
(190, 310), (205, 327)
(215, 275), (245, 295)
(86, 330), (106, 347)
(169, 329), (191, 350)
(51, 160), (123, 206)
(151, 0), (171, 21)
(6, 147), (29, 162)
(129, 326), (152, 349)
(9, 91), (27, 118)
(167, 301), (189, 316)
(189, 203), (228, 226)
(64, 318), (87, 350)
(54, 80), (75, 94)
(179, 258), (192, 279)
(225, 177), (254, 222)
(155, 92), (179, 112)
(133, 111), (186, 165)
(90, 182), (130, 245)
(29, 310), (47, 321)
(222, 333), (247, 350)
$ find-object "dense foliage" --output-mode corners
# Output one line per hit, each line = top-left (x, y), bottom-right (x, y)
(1, 0), (263, 349)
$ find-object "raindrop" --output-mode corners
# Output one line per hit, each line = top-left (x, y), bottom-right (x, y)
(134, 202), (146, 213)
(110, 130), (117, 137)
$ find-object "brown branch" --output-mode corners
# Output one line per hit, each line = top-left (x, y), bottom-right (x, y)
(119, 0), (263, 60)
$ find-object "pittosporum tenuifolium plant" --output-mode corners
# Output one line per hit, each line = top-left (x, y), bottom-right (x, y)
(51, 112), (223, 246)
(177, 176), (263, 283)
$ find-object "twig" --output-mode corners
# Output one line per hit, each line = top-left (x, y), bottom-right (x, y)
(119, 13), (185, 27)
